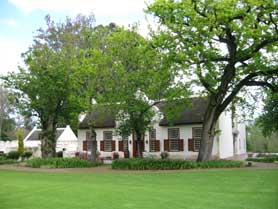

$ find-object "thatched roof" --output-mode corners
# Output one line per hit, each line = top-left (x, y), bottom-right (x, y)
(78, 97), (208, 129)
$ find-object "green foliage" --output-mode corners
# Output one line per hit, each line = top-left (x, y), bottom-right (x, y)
(160, 152), (169, 159)
(0, 86), (16, 141)
(21, 151), (33, 159)
(26, 157), (101, 168)
(257, 92), (278, 137)
(2, 15), (96, 156)
(147, 0), (278, 94)
(0, 156), (17, 165)
(16, 128), (24, 154)
(247, 123), (278, 153)
(88, 26), (189, 141)
(247, 155), (278, 163)
(7, 151), (20, 160)
(112, 158), (244, 170)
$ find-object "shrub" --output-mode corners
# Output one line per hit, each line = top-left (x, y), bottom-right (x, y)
(7, 151), (21, 160)
(247, 155), (278, 163)
(0, 156), (17, 165)
(0, 152), (6, 158)
(26, 157), (101, 168)
(160, 152), (169, 159)
(56, 151), (63, 158)
(21, 151), (33, 159)
(112, 158), (244, 170)
(16, 128), (24, 154)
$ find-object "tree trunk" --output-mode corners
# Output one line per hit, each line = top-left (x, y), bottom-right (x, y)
(41, 121), (56, 158)
(136, 131), (143, 158)
(90, 127), (97, 162)
(197, 97), (219, 162)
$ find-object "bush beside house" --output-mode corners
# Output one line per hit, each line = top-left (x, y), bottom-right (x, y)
(26, 157), (101, 168)
(0, 156), (17, 165)
(112, 158), (244, 170)
(247, 155), (278, 163)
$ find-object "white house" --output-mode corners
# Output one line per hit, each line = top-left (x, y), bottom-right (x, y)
(77, 98), (247, 160)
(0, 125), (78, 157)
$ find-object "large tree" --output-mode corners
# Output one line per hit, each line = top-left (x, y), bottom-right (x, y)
(2, 15), (95, 157)
(87, 26), (188, 157)
(147, 0), (278, 161)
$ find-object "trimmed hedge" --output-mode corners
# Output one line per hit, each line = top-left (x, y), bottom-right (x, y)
(247, 155), (278, 163)
(111, 158), (244, 170)
(26, 157), (101, 168)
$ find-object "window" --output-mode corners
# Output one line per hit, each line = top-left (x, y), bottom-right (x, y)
(193, 127), (202, 151)
(168, 128), (180, 152)
(103, 131), (113, 152)
(149, 129), (157, 152)
(149, 129), (156, 140)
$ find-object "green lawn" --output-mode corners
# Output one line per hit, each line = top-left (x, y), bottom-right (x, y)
(0, 169), (277, 209)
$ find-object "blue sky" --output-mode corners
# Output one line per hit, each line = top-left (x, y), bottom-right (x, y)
(0, 0), (153, 75)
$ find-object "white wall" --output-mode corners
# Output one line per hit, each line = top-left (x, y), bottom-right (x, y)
(77, 122), (221, 159)
(218, 111), (234, 158)
(56, 126), (79, 153)
(236, 122), (247, 154)
(0, 126), (79, 157)
(0, 140), (18, 153)
(77, 128), (127, 158)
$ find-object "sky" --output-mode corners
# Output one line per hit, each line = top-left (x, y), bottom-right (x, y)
(0, 0), (154, 75)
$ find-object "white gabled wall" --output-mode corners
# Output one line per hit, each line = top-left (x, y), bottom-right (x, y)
(0, 126), (79, 157)
(56, 125), (79, 153)
(218, 111), (234, 158)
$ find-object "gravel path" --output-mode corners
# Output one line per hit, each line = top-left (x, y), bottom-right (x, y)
(0, 162), (277, 174)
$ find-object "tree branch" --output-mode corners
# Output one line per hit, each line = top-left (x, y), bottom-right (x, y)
(237, 38), (278, 63)
(217, 69), (278, 116)
(245, 80), (278, 92)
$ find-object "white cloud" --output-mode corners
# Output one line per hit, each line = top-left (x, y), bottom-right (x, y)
(9, 0), (149, 16)
(0, 19), (18, 27)
(0, 37), (28, 75)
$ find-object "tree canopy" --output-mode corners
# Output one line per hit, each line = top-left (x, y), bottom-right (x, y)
(147, 0), (278, 161)
(87, 26), (188, 157)
(2, 15), (95, 157)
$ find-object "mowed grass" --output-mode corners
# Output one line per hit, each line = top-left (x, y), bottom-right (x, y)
(0, 169), (277, 209)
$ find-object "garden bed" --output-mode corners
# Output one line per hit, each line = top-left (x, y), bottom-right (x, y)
(112, 158), (244, 170)
(26, 157), (102, 168)
(0, 156), (17, 165)
(246, 155), (278, 163)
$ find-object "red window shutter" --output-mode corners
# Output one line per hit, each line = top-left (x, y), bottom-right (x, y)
(83, 141), (88, 151)
(118, 141), (124, 152)
(188, 138), (194, 151)
(179, 139), (184, 151)
(112, 141), (116, 151)
(164, 139), (169, 151)
(100, 141), (104, 151)
(155, 140), (160, 152)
